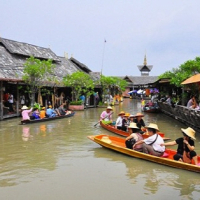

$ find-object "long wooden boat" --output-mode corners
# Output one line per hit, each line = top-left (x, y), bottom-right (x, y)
(100, 121), (170, 141)
(88, 134), (200, 173)
(20, 111), (75, 125)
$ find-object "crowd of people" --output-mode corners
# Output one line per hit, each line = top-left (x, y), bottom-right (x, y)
(21, 104), (72, 121)
(100, 106), (198, 165)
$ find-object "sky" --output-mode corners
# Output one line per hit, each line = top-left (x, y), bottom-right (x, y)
(1, 0), (200, 77)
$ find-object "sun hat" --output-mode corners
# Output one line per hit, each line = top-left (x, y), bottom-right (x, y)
(128, 122), (140, 129)
(101, 136), (112, 144)
(129, 115), (135, 118)
(106, 106), (113, 110)
(181, 127), (196, 140)
(124, 113), (130, 117)
(48, 105), (52, 108)
(118, 111), (125, 116)
(135, 112), (144, 117)
(145, 123), (159, 131)
(21, 105), (28, 110)
(42, 107), (45, 110)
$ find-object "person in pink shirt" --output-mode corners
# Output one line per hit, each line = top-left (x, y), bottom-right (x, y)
(21, 105), (33, 121)
(100, 106), (113, 122)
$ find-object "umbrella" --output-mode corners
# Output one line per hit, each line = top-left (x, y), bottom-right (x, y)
(137, 89), (143, 94)
(128, 90), (137, 94)
(181, 74), (200, 85)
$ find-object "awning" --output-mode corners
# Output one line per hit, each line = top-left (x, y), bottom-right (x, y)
(181, 74), (200, 85)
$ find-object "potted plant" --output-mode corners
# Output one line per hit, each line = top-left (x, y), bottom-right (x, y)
(63, 71), (94, 110)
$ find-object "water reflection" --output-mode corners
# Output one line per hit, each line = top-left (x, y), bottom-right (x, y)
(92, 147), (200, 199)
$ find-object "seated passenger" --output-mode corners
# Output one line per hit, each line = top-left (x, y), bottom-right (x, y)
(46, 105), (56, 118)
(125, 122), (143, 152)
(161, 127), (198, 165)
(133, 123), (165, 156)
(121, 113), (130, 131)
(58, 104), (67, 116)
(115, 111), (125, 130)
(32, 108), (40, 119)
(40, 107), (46, 119)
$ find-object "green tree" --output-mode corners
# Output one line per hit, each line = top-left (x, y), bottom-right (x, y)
(159, 56), (200, 87)
(63, 71), (94, 102)
(23, 56), (55, 106)
(99, 75), (127, 98)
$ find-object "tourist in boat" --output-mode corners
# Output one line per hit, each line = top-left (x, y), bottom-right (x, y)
(121, 113), (130, 131)
(133, 112), (145, 132)
(54, 103), (61, 116)
(133, 123), (165, 156)
(115, 111), (125, 130)
(161, 127), (198, 165)
(127, 114), (135, 126)
(100, 106), (113, 122)
(46, 105), (57, 118)
(32, 108), (40, 119)
(40, 107), (46, 119)
(21, 105), (33, 121)
(125, 122), (143, 152)
(58, 104), (66, 115)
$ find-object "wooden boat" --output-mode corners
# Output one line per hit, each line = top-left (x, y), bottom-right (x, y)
(88, 134), (200, 173)
(100, 121), (170, 141)
(20, 111), (75, 125)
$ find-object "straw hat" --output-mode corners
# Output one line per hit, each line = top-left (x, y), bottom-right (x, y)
(118, 111), (125, 116)
(145, 123), (159, 131)
(106, 106), (113, 110)
(128, 122), (140, 129)
(129, 115), (135, 118)
(48, 105), (52, 108)
(124, 113), (130, 117)
(42, 107), (45, 110)
(21, 105), (28, 110)
(101, 136), (112, 144)
(135, 112), (144, 117)
(181, 127), (196, 140)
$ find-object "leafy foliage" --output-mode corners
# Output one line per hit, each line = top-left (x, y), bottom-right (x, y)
(23, 56), (55, 105)
(159, 56), (200, 87)
(63, 71), (94, 101)
(99, 75), (127, 96)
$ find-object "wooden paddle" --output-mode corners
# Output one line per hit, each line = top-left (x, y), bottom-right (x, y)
(94, 111), (113, 127)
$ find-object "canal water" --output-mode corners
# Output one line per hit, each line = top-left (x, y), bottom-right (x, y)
(0, 99), (200, 200)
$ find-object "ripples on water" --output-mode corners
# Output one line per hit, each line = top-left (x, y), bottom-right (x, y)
(0, 99), (200, 200)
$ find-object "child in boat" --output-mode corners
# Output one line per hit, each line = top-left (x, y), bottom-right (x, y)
(125, 122), (143, 152)
(21, 105), (33, 121)
(161, 127), (198, 165)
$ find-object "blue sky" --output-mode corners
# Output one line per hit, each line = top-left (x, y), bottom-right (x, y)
(1, 0), (200, 76)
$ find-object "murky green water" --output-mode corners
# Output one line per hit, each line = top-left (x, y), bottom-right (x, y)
(0, 99), (200, 200)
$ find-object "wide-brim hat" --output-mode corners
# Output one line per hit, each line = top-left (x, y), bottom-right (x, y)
(145, 123), (159, 131)
(128, 122), (140, 129)
(106, 106), (113, 110)
(124, 113), (130, 117)
(21, 105), (28, 110)
(181, 127), (196, 140)
(129, 115), (135, 118)
(135, 112), (144, 117)
(118, 111), (125, 116)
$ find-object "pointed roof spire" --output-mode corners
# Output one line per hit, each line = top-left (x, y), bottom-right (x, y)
(143, 53), (147, 66)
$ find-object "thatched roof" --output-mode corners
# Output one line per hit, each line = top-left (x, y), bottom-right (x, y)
(0, 37), (99, 84)
(1, 38), (60, 62)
